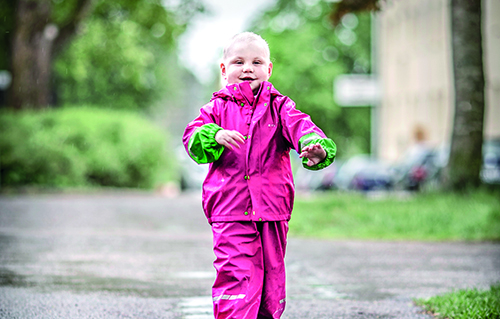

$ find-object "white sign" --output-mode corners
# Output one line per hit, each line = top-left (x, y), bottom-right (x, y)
(334, 74), (380, 107)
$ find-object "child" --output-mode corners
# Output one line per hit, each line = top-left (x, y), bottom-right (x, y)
(182, 32), (336, 319)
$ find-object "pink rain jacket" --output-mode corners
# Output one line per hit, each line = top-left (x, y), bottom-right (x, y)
(183, 81), (334, 224)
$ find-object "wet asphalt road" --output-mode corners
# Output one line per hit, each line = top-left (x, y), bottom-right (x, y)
(0, 192), (499, 319)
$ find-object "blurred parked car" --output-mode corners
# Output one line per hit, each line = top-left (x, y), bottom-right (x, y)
(334, 155), (394, 191)
(391, 144), (447, 191)
(294, 160), (341, 191)
(393, 139), (500, 191)
(480, 139), (500, 185)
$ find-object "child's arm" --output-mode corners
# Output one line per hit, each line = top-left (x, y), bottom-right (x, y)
(277, 96), (336, 170)
(184, 123), (224, 164)
(298, 133), (336, 170)
(215, 130), (245, 151)
(299, 143), (327, 167)
(183, 101), (245, 164)
(183, 101), (227, 164)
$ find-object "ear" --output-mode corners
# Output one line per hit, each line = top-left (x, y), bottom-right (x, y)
(267, 62), (273, 78)
(220, 62), (227, 79)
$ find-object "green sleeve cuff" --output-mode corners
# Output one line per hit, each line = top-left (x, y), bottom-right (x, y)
(188, 123), (224, 164)
(299, 133), (337, 170)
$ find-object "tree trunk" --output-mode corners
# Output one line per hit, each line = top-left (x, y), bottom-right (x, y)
(445, 0), (485, 190)
(10, 0), (55, 109)
(8, 0), (93, 110)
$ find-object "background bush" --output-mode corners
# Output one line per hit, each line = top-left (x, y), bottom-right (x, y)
(0, 107), (175, 189)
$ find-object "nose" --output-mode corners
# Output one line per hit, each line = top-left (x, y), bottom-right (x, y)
(243, 62), (253, 72)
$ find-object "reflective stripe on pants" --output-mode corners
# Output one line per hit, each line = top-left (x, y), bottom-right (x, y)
(211, 221), (288, 319)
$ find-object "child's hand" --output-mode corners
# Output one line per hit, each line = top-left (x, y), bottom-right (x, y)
(299, 143), (326, 166)
(215, 129), (245, 150)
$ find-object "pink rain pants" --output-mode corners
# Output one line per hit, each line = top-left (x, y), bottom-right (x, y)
(211, 221), (288, 319)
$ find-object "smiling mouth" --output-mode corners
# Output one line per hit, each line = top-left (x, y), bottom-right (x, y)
(240, 78), (255, 81)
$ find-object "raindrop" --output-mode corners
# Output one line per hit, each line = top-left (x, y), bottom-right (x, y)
(322, 46), (339, 62)
(297, 0), (320, 7)
(270, 12), (301, 33)
(341, 13), (358, 29)
(337, 28), (357, 46)
(151, 23), (166, 38)
(270, 16), (287, 33)
(305, 5), (322, 19)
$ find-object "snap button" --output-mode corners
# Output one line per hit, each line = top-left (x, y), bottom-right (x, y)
(264, 103), (267, 106)
(241, 103), (244, 106)
(253, 211), (255, 215)
(267, 86), (270, 90)
(259, 218), (262, 221)
(244, 212), (249, 216)
(234, 87), (237, 90)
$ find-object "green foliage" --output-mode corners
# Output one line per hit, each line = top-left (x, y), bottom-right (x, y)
(54, 0), (202, 110)
(0, 107), (175, 189)
(251, 0), (372, 156)
(291, 190), (500, 241)
(54, 17), (160, 110)
(415, 284), (500, 319)
(0, 0), (202, 110)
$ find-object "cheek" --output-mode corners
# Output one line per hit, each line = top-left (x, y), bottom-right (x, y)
(262, 66), (271, 75)
(228, 68), (240, 77)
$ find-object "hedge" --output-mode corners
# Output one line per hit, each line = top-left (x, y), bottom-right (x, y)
(0, 106), (175, 189)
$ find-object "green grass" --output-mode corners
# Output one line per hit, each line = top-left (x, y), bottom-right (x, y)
(415, 284), (500, 319)
(290, 190), (500, 241)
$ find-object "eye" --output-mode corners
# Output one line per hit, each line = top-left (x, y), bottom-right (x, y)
(253, 61), (262, 65)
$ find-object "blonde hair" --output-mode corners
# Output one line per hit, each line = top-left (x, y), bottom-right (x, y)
(222, 32), (271, 61)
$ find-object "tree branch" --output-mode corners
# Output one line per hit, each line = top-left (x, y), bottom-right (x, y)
(330, 0), (382, 25)
(53, 0), (94, 58)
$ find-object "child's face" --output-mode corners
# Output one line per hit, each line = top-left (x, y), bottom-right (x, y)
(220, 41), (273, 94)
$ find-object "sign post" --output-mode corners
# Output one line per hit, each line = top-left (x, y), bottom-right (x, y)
(334, 74), (379, 107)
(334, 74), (380, 156)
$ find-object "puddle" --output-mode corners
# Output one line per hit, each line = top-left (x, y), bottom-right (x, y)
(173, 271), (215, 279)
(176, 296), (213, 319)
(311, 285), (349, 299)
(290, 284), (351, 300)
